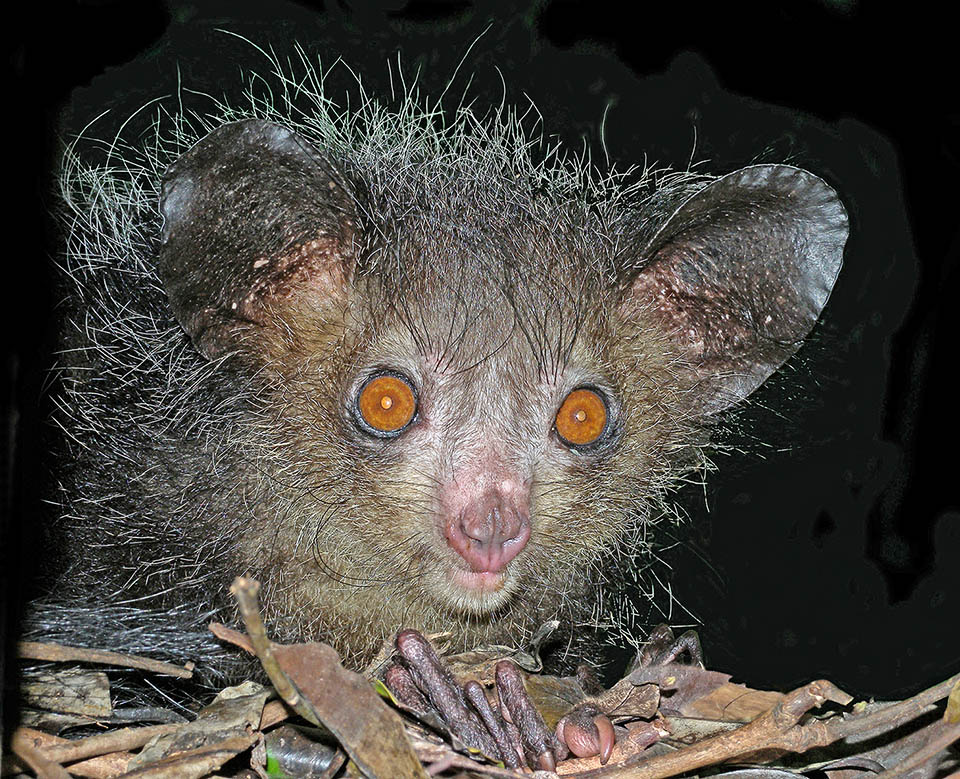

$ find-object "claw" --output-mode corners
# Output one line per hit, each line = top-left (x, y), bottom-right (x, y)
(595, 714), (616, 764)
(639, 624), (704, 667)
(537, 749), (557, 772)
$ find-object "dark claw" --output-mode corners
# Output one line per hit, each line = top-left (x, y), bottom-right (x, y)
(556, 704), (616, 764)
(494, 659), (561, 769)
(537, 749), (557, 772)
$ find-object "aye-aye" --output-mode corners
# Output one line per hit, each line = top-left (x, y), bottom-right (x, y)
(37, 57), (847, 679)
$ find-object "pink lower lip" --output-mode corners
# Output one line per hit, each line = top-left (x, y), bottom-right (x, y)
(450, 568), (506, 592)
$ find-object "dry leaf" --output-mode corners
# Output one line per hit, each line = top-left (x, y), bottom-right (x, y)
(126, 681), (269, 776)
(630, 662), (782, 721)
(20, 668), (112, 718)
(271, 641), (428, 779)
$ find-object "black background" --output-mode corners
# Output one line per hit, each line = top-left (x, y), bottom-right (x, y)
(5, 0), (958, 708)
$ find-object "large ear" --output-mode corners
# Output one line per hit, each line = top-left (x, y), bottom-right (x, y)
(627, 164), (847, 413)
(158, 119), (356, 359)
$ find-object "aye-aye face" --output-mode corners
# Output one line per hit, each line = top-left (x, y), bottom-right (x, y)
(159, 119), (846, 662)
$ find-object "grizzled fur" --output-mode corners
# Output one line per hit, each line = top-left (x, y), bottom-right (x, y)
(33, 52), (846, 679)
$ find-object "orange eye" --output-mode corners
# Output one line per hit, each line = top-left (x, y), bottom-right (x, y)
(358, 375), (416, 434)
(555, 388), (607, 447)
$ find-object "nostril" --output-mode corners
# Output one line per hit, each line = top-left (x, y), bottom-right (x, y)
(461, 506), (494, 544)
(460, 504), (522, 546)
(447, 500), (530, 573)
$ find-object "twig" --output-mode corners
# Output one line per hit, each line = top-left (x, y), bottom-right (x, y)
(404, 731), (524, 778)
(209, 621), (254, 654)
(571, 679), (852, 778)
(873, 722), (960, 779)
(11, 730), (135, 779)
(14, 724), (179, 765)
(229, 577), (322, 728)
(10, 730), (72, 779)
(828, 672), (960, 739)
(18, 641), (193, 679)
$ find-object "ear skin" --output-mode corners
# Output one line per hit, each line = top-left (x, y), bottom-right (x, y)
(159, 119), (356, 360)
(626, 164), (848, 412)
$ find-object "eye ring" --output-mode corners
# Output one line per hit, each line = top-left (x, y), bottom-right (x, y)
(356, 373), (417, 437)
(555, 387), (609, 448)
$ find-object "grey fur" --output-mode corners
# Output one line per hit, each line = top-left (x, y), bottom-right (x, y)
(33, 50), (846, 682)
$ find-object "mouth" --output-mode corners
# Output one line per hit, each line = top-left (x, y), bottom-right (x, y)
(442, 564), (517, 613)
(449, 568), (507, 592)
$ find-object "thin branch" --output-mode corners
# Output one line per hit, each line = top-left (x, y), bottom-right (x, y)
(570, 679), (852, 779)
(18, 641), (194, 679)
(874, 722), (960, 779)
(229, 576), (322, 728)
(828, 672), (960, 740)
(10, 731), (73, 779)
(16, 724), (178, 765)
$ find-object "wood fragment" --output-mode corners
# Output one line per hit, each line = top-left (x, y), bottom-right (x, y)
(259, 698), (293, 730)
(18, 641), (193, 679)
(20, 668), (112, 717)
(231, 576), (429, 779)
(567, 679), (852, 778)
(10, 729), (73, 779)
(17, 724), (179, 765)
(873, 721), (960, 779)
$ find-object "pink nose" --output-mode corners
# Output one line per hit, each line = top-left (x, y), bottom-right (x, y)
(444, 488), (531, 573)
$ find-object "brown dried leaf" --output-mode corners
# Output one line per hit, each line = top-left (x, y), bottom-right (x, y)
(272, 641), (428, 779)
(119, 734), (257, 778)
(520, 672), (591, 729)
(685, 684), (784, 722)
(593, 675), (661, 721)
(20, 668), (112, 718)
(629, 663), (783, 722)
(440, 645), (543, 684)
(126, 681), (270, 776)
